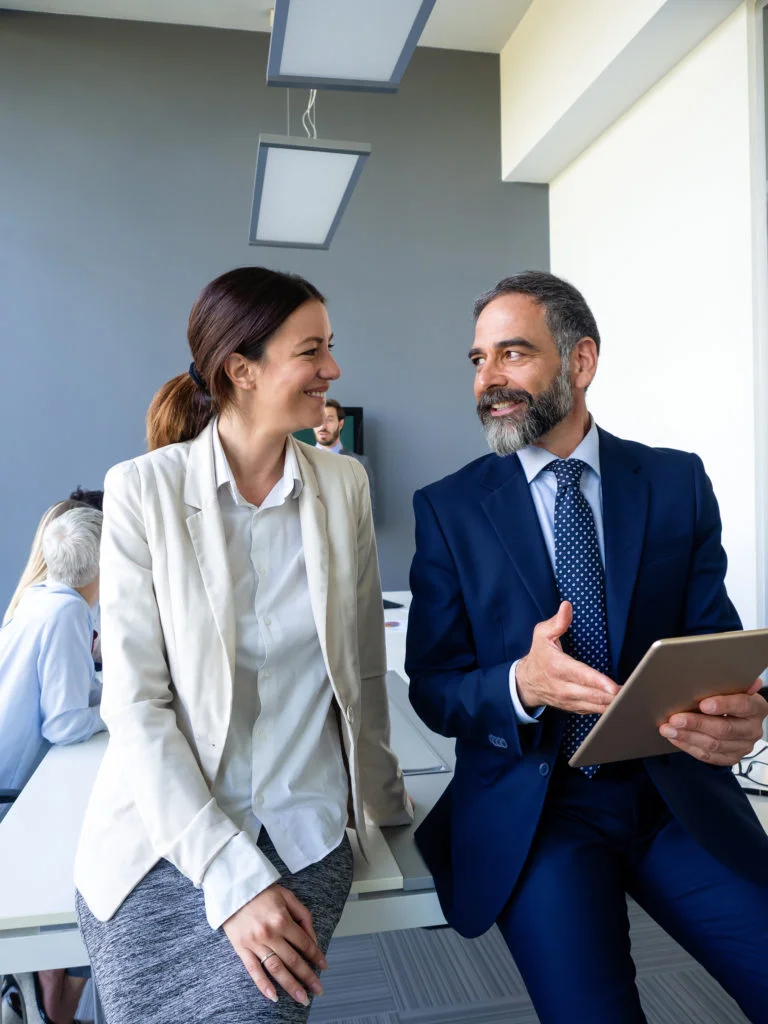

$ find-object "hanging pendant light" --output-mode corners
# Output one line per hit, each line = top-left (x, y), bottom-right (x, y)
(267, 0), (437, 93)
(249, 133), (371, 249)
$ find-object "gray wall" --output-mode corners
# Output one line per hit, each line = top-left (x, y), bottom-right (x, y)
(0, 13), (548, 594)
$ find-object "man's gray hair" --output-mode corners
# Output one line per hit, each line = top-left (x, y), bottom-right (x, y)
(474, 270), (601, 363)
(42, 507), (103, 589)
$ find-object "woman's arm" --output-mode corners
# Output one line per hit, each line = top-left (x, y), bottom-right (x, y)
(350, 461), (412, 827)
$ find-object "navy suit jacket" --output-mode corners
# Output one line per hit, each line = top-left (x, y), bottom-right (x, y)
(406, 428), (768, 938)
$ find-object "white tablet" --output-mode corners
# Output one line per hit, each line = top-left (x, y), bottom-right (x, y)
(569, 628), (768, 767)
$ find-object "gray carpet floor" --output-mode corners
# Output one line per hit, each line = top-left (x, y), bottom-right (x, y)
(308, 901), (749, 1024)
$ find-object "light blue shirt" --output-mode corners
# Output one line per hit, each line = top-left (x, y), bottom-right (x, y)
(316, 441), (343, 454)
(509, 418), (604, 723)
(0, 581), (105, 820)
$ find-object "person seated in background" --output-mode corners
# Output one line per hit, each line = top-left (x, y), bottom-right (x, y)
(0, 506), (105, 1024)
(4, 491), (105, 668)
(0, 505), (105, 817)
(68, 486), (104, 512)
(313, 397), (376, 514)
(67, 490), (105, 665)
(3, 498), (86, 627)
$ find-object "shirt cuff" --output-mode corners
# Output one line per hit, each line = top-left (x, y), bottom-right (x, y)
(509, 661), (545, 724)
(201, 830), (281, 930)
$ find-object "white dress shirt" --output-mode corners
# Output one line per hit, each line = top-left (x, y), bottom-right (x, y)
(316, 440), (343, 453)
(509, 418), (605, 723)
(201, 424), (349, 928)
(0, 581), (104, 820)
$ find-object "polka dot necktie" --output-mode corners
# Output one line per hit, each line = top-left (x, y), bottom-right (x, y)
(545, 458), (611, 778)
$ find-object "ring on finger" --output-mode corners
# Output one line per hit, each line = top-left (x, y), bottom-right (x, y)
(260, 951), (281, 967)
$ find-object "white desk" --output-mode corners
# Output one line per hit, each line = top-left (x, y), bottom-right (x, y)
(4, 596), (767, 976)
(383, 589), (411, 682)
(746, 793), (768, 831)
(0, 594), (451, 974)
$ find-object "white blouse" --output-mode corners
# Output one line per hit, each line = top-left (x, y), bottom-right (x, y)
(201, 424), (349, 928)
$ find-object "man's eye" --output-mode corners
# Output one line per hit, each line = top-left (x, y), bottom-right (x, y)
(505, 350), (522, 360)
(301, 349), (318, 357)
(471, 357), (485, 368)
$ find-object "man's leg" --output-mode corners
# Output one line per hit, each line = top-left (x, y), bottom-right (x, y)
(495, 769), (647, 1024)
(629, 813), (768, 1024)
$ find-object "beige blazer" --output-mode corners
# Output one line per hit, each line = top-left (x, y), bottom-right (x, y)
(75, 422), (410, 921)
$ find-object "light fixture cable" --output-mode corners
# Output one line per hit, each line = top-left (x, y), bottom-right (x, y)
(302, 89), (318, 139)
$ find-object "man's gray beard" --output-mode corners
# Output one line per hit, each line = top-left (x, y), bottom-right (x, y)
(479, 370), (574, 456)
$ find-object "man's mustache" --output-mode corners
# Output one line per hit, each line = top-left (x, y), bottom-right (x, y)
(476, 387), (533, 416)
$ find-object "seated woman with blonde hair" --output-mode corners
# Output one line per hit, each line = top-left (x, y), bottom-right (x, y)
(1, 506), (105, 1024)
(3, 498), (86, 626)
(75, 266), (412, 1023)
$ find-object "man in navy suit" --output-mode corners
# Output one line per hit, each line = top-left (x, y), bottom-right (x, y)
(406, 271), (768, 1023)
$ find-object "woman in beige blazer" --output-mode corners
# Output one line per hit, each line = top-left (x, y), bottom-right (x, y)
(74, 267), (412, 1023)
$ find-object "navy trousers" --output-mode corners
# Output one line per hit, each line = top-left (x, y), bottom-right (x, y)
(496, 760), (768, 1024)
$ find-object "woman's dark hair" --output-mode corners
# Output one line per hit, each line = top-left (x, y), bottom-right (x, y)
(68, 486), (104, 511)
(146, 267), (325, 451)
(324, 397), (345, 420)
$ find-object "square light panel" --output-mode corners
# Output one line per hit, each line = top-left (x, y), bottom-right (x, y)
(249, 135), (371, 249)
(267, 0), (437, 92)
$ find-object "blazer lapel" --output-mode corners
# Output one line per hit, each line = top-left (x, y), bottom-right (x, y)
(183, 422), (236, 683)
(293, 440), (332, 674)
(598, 429), (649, 675)
(480, 455), (559, 620)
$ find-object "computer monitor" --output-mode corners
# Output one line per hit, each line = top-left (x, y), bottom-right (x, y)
(294, 406), (365, 454)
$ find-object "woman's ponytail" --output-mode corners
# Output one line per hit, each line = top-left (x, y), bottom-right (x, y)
(146, 372), (214, 451)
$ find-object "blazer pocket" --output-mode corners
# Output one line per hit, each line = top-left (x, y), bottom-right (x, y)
(457, 740), (514, 787)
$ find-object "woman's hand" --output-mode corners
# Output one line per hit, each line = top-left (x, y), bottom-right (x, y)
(222, 883), (327, 1005)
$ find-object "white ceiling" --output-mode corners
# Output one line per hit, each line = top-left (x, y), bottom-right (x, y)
(2, 0), (533, 53)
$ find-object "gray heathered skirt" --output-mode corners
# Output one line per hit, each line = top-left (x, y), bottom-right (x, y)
(76, 830), (353, 1023)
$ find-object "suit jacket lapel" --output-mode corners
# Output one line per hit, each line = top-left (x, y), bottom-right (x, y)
(184, 421), (236, 683)
(480, 455), (559, 620)
(598, 429), (649, 676)
(293, 440), (332, 674)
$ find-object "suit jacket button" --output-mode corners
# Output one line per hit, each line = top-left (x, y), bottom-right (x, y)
(539, 762), (550, 777)
(346, 705), (355, 724)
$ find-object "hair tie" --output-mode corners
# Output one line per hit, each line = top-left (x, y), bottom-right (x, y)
(188, 362), (207, 392)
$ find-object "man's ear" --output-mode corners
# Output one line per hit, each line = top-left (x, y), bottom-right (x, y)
(571, 337), (598, 390)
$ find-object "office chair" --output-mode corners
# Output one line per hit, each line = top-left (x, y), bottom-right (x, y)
(1, 972), (56, 1024)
